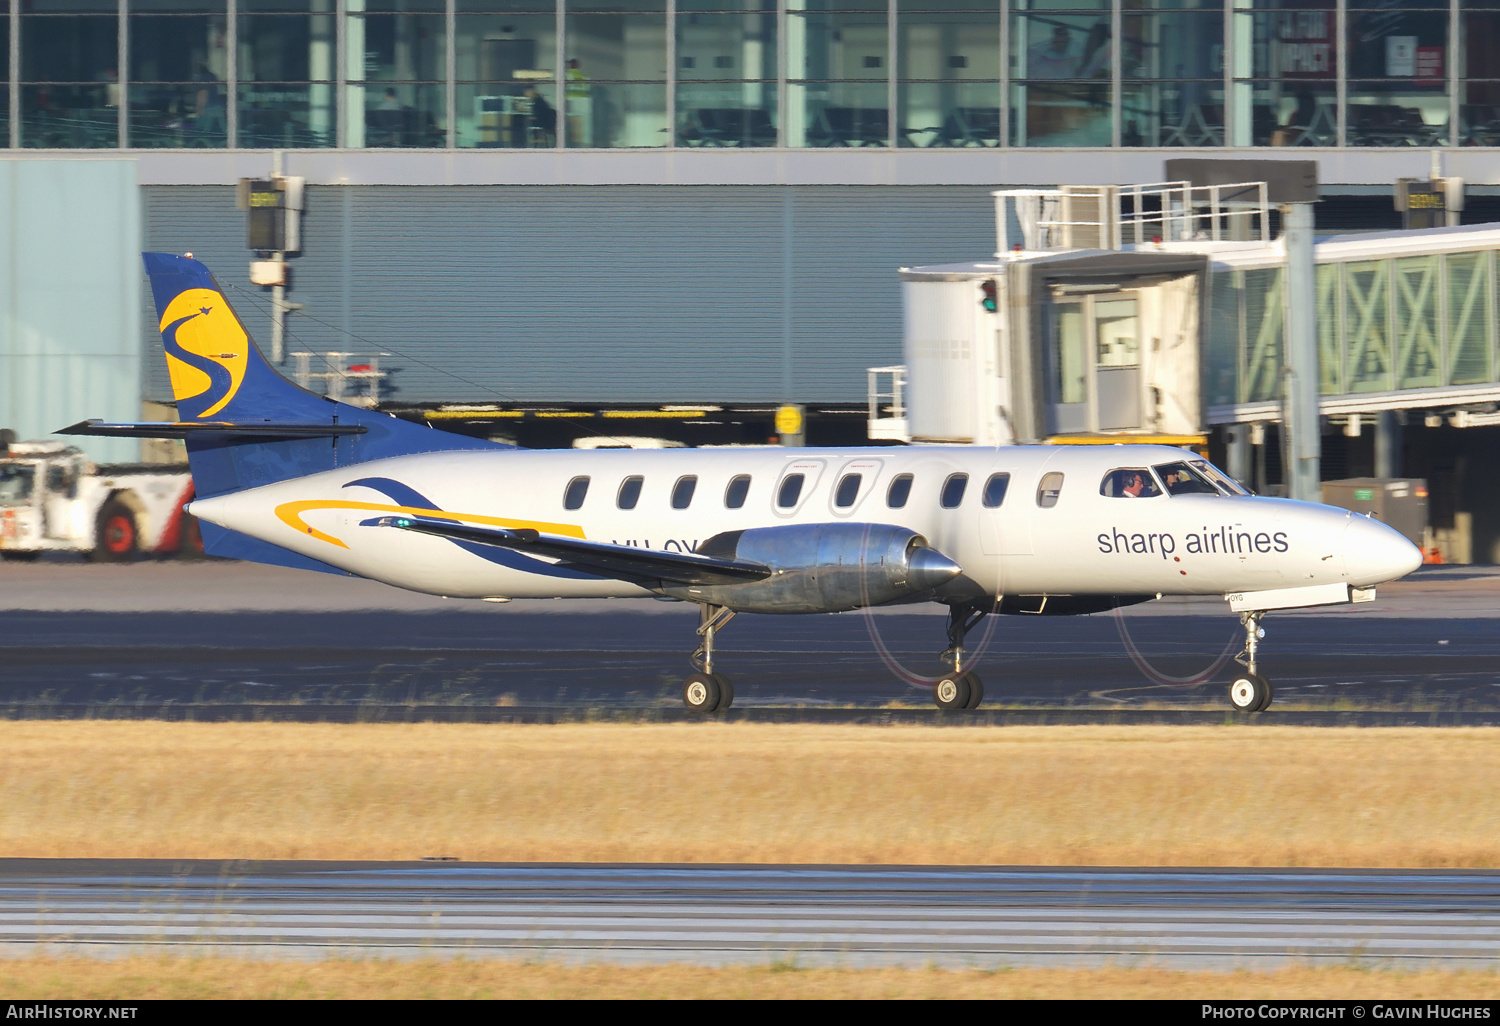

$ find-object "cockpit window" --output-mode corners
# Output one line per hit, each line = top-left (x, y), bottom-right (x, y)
(1153, 461), (1221, 496)
(1100, 468), (1161, 498)
(1191, 460), (1251, 496)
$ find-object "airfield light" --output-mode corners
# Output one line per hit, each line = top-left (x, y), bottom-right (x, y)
(978, 279), (998, 313)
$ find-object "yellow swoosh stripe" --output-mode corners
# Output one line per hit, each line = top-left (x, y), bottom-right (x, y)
(275, 500), (587, 549)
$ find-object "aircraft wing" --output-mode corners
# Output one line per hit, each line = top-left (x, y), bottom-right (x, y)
(372, 515), (772, 587)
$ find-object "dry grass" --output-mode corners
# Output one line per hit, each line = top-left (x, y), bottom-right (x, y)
(1, 721), (1498, 866)
(1, 957), (1499, 1000)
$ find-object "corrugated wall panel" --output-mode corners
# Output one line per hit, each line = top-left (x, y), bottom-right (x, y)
(335, 187), (790, 405)
(143, 185), (998, 406)
(787, 188), (998, 399)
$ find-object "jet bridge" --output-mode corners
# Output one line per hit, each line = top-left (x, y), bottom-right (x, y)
(875, 181), (1500, 451)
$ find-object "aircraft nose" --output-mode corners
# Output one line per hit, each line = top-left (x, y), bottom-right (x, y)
(907, 545), (964, 590)
(1343, 513), (1423, 586)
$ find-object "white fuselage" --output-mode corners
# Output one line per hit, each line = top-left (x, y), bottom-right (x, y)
(189, 443), (1422, 604)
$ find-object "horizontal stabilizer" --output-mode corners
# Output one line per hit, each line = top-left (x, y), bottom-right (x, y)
(57, 419), (368, 439)
(375, 515), (771, 587)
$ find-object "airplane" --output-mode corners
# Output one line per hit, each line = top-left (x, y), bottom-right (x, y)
(61, 252), (1424, 714)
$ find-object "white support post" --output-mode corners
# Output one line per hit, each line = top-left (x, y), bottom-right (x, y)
(1282, 201), (1321, 502)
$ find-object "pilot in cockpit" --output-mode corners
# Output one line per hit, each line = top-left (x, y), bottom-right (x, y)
(1104, 468), (1161, 498)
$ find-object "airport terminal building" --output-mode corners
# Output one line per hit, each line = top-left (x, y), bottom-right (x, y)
(8, 1), (1498, 154)
(6, 1), (1500, 555)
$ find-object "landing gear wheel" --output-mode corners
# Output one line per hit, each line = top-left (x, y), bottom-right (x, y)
(961, 671), (984, 710)
(933, 673), (972, 711)
(92, 502), (137, 563)
(683, 672), (723, 714)
(710, 673), (734, 712)
(1229, 672), (1272, 713)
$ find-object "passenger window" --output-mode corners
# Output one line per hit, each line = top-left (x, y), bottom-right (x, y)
(617, 475), (643, 510)
(834, 473), (862, 508)
(671, 475), (697, 510)
(1101, 468), (1160, 499)
(564, 476), (590, 510)
(1036, 472), (1065, 508)
(887, 473), (913, 508)
(940, 473), (968, 509)
(724, 474), (751, 509)
(777, 474), (805, 509)
(982, 473), (1010, 508)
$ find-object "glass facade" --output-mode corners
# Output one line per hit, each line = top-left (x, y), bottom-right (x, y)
(6, 0), (1498, 149)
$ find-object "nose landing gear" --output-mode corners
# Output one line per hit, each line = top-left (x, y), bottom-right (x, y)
(934, 600), (988, 711)
(682, 603), (736, 713)
(1229, 610), (1274, 712)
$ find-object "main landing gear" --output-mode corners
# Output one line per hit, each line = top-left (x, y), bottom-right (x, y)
(1229, 610), (1274, 713)
(933, 600), (988, 711)
(682, 603), (736, 713)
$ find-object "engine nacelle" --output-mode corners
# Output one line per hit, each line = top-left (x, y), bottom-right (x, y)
(657, 522), (963, 614)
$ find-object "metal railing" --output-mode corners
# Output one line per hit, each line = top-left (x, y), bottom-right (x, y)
(290, 352), (389, 408)
(994, 181), (1272, 254)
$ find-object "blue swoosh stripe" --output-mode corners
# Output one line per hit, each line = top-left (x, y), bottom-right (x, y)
(345, 476), (461, 525)
(342, 476), (600, 580)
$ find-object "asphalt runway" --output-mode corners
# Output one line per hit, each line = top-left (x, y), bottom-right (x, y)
(4, 561), (1500, 713)
(4, 566), (1500, 971)
(3, 859), (1498, 970)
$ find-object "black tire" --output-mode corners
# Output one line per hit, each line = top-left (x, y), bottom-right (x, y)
(961, 671), (984, 710)
(92, 501), (138, 563)
(1229, 672), (1270, 713)
(1253, 676), (1275, 713)
(711, 673), (734, 712)
(0, 551), (39, 562)
(683, 672), (722, 713)
(933, 673), (972, 711)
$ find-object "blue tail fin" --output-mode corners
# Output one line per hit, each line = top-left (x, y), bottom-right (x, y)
(142, 252), (499, 500)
